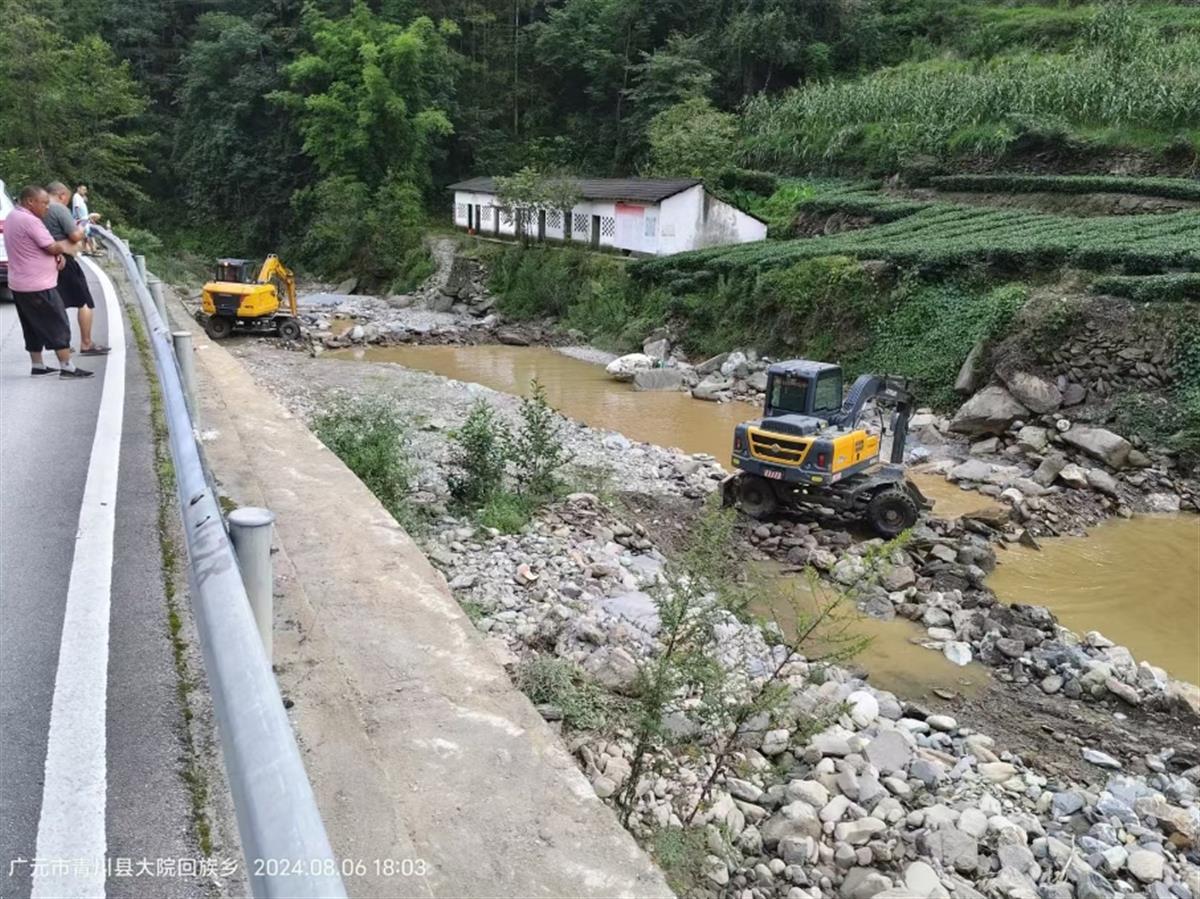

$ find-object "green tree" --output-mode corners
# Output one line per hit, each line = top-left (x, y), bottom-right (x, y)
(646, 97), (737, 180)
(275, 2), (458, 190)
(0, 2), (148, 216)
(495, 167), (581, 240)
(173, 12), (308, 250)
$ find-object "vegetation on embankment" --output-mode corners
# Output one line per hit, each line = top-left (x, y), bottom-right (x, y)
(740, 6), (1200, 175)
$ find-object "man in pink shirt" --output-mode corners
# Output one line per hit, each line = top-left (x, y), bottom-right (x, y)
(6, 185), (92, 378)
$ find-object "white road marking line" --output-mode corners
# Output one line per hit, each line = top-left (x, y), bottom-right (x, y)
(31, 258), (126, 899)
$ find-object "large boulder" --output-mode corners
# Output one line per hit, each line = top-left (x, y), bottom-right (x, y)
(605, 353), (654, 382)
(1000, 370), (1062, 414)
(949, 386), (1029, 436)
(642, 337), (670, 361)
(1060, 426), (1133, 469)
(633, 368), (684, 391)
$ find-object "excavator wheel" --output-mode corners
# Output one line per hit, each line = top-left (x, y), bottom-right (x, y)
(205, 315), (234, 340)
(737, 474), (779, 520)
(865, 486), (918, 538)
(277, 317), (302, 341)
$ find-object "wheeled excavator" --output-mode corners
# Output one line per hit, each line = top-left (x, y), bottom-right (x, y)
(721, 360), (931, 537)
(200, 255), (301, 340)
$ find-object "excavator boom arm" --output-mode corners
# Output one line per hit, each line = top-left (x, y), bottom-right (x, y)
(832, 373), (915, 463)
(256, 254), (298, 317)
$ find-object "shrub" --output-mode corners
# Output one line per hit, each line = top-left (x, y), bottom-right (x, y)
(517, 656), (612, 731)
(930, 174), (1200, 202)
(1089, 273), (1200, 302)
(511, 379), (572, 501)
(447, 401), (511, 507)
(314, 397), (418, 528)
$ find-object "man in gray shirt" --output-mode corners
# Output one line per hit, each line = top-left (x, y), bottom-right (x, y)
(44, 181), (108, 355)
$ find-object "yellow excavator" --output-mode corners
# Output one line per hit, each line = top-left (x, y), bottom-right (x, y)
(721, 360), (932, 537)
(200, 255), (301, 340)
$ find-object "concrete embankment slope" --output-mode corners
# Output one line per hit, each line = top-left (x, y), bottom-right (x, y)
(177, 314), (673, 898)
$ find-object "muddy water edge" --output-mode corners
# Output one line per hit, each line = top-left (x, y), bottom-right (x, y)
(332, 343), (1199, 700)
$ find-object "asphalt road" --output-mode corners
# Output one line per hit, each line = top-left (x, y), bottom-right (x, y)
(0, 262), (208, 898)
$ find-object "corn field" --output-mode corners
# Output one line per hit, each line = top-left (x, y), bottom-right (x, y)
(740, 33), (1200, 171)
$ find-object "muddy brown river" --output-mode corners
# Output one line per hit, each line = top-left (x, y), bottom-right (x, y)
(335, 343), (1199, 688)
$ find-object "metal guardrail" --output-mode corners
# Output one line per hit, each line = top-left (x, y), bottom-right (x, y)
(97, 228), (347, 899)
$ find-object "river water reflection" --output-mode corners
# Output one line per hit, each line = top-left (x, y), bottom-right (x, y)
(333, 343), (1199, 684)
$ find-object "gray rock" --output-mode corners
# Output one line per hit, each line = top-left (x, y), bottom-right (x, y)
(786, 780), (829, 808)
(949, 459), (993, 482)
(880, 564), (916, 592)
(1126, 849), (1165, 883)
(910, 758), (945, 788)
(924, 827), (978, 873)
(1051, 790), (1085, 817)
(834, 817), (886, 846)
(762, 801), (822, 846)
(904, 861), (949, 898)
(762, 728), (790, 756)
(958, 807), (988, 838)
(943, 642), (973, 666)
(1040, 674), (1063, 695)
(605, 352), (654, 381)
(1032, 453), (1067, 487)
(632, 368), (684, 391)
(582, 645), (639, 694)
(726, 777), (763, 803)
(642, 337), (670, 361)
(600, 591), (660, 634)
(1081, 748), (1122, 770)
(1058, 463), (1089, 488)
(926, 714), (957, 732)
(1000, 370), (1062, 414)
(978, 762), (1017, 783)
(955, 342), (985, 396)
(969, 436), (999, 455)
(695, 352), (729, 376)
(840, 867), (892, 899)
(778, 834), (816, 865)
(865, 730), (913, 775)
(1061, 426), (1133, 469)
(1086, 468), (1120, 497)
(1015, 426), (1049, 453)
(950, 386), (1030, 436)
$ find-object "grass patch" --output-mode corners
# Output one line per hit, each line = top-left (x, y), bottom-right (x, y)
(475, 490), (534, 534)
(313, 396), (424, 533)
(1090, 273), (1200, 302)
(516, 656), (613, 731)
(648, 827), (711, 897)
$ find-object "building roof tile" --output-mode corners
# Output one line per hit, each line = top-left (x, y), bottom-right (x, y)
(447, 176), (701, 203)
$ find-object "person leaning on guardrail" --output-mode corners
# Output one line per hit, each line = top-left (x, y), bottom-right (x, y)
(45, 182), (109, 357)
(71, 184), (101, 256)
(5, 185), (93, 378)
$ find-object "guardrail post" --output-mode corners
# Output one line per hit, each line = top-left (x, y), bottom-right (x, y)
(172, 330), (199, 426)
(147, 276), (168, 325)
(135, 253), (148, 281)
(227, 508), (277, 661)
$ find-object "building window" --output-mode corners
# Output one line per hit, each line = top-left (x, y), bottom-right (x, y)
(500, 209), (513, 226)
(481, 207), (493, 225)
(455, 203), (466, 222)
(600, 216), (616, 238)
(573, 213), (588, 235)
(644, 213), (658, 238)
(547, 210), (562, 230)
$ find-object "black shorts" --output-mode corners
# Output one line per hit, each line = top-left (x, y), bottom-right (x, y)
(57, 256), (95, 309)
(12, 288), (72, 353)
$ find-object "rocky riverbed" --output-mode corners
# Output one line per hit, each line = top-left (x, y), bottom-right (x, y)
(228, 340), (1200, 899)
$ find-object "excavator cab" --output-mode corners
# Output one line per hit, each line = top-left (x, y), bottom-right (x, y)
(724, 359), (931, 537)
(201, 254), (301, 341)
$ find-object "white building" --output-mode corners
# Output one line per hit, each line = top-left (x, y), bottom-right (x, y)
(448, 177), (767, 256)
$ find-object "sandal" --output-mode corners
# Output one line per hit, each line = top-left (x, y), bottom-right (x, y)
(80, 345), (111, 356)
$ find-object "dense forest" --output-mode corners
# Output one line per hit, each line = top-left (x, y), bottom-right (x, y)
(1, 0), (1197, 287)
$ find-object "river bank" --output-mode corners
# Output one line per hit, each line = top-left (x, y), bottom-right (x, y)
(226, 338), (1200, 899)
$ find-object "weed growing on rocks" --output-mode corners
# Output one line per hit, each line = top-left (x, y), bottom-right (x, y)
(517, 656), (614, 731)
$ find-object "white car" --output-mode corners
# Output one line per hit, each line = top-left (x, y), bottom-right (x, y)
(0, 178), (12, 298)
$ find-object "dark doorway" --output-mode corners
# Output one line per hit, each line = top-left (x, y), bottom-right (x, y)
(591, 214), (600, 248)
(493, 207), (500, 236)
(466, 205), (474, 231)
(538, 209), (546, 241)
(474, 205), (481, 233)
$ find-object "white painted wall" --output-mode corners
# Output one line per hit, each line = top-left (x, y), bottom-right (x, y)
(452, 186), (764, 255)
